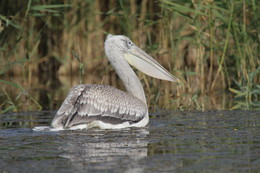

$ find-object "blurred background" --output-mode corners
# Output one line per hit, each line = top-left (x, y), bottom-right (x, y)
(0, 0), (259, 113)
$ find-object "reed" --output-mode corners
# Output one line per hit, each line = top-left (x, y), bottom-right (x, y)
(0, 0), (259, 112)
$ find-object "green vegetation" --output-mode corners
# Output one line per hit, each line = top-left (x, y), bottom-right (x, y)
(0, 0), (259, 112)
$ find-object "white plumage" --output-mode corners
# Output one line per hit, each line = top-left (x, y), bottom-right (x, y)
(51, 34), (178, 129)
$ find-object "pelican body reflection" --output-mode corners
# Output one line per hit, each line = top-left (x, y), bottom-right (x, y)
(59, 129), (149, 171)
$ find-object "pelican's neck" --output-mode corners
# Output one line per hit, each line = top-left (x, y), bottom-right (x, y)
(109, 58), (147, 105)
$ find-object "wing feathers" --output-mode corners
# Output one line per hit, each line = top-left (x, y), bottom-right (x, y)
(51, 84), (147, 128)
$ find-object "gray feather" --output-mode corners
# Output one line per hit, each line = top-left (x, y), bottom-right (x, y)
(51, 84), (147, 128)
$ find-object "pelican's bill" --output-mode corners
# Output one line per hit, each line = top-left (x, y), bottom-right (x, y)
(124, 46), (179, 82)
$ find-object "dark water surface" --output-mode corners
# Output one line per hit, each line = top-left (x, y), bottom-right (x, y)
(0, 110), (259, 173)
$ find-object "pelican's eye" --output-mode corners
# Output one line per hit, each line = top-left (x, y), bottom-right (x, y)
(126, 40), (134, 49)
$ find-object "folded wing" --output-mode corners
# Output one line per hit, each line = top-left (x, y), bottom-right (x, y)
(51, 84), (147, 128)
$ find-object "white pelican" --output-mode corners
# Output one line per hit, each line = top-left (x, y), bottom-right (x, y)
(51, 34), (178, 130)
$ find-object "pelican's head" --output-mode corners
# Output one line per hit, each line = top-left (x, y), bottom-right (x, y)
(105, 34), (134, 57)
(105, 34), (179, 82)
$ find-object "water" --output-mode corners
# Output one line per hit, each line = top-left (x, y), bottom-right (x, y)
(0, 110), (259, 173)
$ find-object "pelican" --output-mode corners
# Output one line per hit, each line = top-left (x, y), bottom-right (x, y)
(51, 34), (178, 130)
